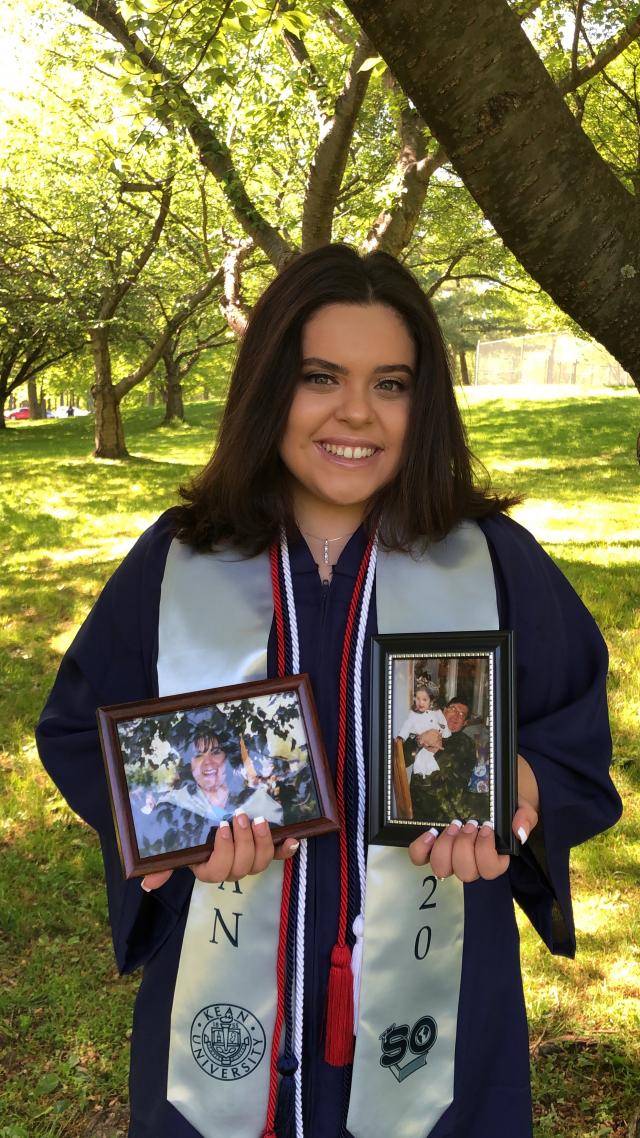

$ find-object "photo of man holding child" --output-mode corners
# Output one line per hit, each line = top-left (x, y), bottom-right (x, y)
(390, 655), (492, 827)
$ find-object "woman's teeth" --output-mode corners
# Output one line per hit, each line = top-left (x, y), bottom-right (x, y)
(321, 443), (376, 459)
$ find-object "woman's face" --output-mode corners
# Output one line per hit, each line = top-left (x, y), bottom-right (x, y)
(279, 303), (415, 524)
(191, 737), (226, 791)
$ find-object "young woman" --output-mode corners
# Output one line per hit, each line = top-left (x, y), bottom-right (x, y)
(37, 244), (621, 1138)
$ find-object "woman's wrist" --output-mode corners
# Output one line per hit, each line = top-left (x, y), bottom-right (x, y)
(517, 753), (540, 813)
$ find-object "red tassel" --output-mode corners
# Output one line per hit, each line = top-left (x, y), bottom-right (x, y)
(324, 942), (354, 1066)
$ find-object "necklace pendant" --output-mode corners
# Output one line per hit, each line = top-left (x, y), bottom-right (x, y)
(323, 539), (329, 565)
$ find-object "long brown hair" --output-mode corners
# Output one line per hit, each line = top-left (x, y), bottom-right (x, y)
(175, 244), (517, 552)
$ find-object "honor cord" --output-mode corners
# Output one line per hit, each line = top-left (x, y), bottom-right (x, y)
(350, 540), (378, 1030)
(280, 531), (307, 1138)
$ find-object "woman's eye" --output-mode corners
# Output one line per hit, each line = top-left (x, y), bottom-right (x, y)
(376, 377), (408, 393)
(301, 372), (336, 386)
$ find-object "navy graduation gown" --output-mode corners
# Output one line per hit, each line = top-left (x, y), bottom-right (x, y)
(36, 511), (622, 1138)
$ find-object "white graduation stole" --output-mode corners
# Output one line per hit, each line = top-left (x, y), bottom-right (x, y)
(347, 524), (498, 1138)
(158, 523), (499, 1138)
(159, 546), (280, 1137)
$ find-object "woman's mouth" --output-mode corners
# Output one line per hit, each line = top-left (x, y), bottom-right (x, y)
(318, 442), (379, 460)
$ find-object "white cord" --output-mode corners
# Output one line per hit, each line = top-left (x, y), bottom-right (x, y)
(280, 529), (306, 1138)
(351, 537), (378, 1032)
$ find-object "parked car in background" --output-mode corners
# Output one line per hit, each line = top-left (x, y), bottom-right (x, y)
(6, 407), (30, 420)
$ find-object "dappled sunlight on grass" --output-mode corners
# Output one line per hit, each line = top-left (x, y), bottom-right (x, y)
(513, 500), (640, 548)
(2, 391), (638, 1136)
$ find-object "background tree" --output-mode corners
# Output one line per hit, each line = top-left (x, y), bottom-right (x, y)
(341, 0), (640, 399)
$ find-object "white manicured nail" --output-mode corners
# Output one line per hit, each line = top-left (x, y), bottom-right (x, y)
(480, 820), (494, 830)
(465, 819), (479, 829)
(446, 819), (462, 835)
(141, 879), (151, 892)
(253, 816), (266, 825)
(427, 827), (439, 837)
(517, 826), (528, 845)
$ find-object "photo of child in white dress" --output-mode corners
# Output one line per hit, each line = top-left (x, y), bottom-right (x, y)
(397, 680), (451, 777)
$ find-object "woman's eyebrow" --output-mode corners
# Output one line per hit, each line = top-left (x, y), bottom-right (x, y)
(301, 356), (414, 377)
(373, 364), (415, 377)
(302, 356), (348, 374)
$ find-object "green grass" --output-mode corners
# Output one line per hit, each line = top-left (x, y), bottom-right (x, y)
(1, 390), (638, 1137)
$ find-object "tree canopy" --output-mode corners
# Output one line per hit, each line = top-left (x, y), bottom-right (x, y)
(2, 0), (638, 453)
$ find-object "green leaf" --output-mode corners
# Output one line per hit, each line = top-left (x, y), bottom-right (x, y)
(357, 55), (383, 73)
(34, 1073), (60, 1096)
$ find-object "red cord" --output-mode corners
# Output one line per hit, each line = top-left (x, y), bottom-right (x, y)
(262, 856), (293, 1136)
(270, 543), (286, 678)
(325, 537), (374, 1065)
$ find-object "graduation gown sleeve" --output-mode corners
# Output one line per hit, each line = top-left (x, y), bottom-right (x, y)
(36, 509), (195, 974)
(480, 514), (622, 957)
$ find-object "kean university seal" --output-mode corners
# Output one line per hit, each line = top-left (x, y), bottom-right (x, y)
(191, 1003), (266, 1081)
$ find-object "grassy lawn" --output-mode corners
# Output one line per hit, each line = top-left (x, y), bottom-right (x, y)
(1, 388), (638, 1138)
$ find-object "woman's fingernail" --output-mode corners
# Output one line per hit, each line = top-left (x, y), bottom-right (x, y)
(422, 829), (437, 846)
(446, 819), (462, 835)
(479, 820), (494, 836)
(463, 819), (479, 832)
(253, 816), (267, 834)
(234, 809), (249, 829)
(517, 825), (528, 845)
(141, 879), (151, 892)
(219, 819), (232, 838)
(288, 840), (300, 852)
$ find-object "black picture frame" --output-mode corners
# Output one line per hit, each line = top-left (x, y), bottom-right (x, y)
(369, 631), (518, 855)
(97, 674), (339, 879)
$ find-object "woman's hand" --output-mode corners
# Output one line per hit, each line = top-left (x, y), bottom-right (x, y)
(407, 754), (539, 882)
(141, 812), (299, 892)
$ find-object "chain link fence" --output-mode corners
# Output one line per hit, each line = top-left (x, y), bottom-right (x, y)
(474, 333), (633, 387)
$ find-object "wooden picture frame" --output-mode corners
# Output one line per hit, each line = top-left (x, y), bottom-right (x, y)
(369, 631), (518, 855)
(97, 674), (339, 878)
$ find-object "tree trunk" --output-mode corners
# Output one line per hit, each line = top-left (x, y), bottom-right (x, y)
(161, 346), (185, 424)
(342, 0), (640, 394)
(27, 376), (44, 419)
(459, 350), (471, 386)
(90, 327), (128, 458)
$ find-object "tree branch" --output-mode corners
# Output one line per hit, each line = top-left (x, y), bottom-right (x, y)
(279, 0), (329, 115)
(69, 0), (294, 268)
(365, 99), (445, 256)
(97, 179), (173, 322)
(114, 265), (223, 399)
(219, 240), (253, 337)
(322, 5), (355, 44)
(301, 33), (374, 250)
(425, 250), (468, 298)
(557, 13), (640, 95)
(570, 0), (586, 84)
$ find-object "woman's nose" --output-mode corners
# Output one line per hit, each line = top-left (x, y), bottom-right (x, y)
(335, 383), (374, 425)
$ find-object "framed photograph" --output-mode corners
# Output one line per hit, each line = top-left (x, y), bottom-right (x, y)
(369, 631), (517, 855)
(97, 674), (339, 879)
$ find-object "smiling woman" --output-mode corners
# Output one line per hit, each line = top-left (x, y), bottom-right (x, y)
(36, 244), (621, 1138)
(279, 302), (415, 578)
